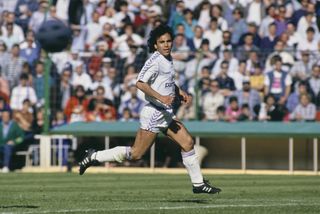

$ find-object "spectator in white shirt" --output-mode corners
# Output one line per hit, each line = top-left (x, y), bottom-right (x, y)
(203, 17), (223, 51)
(201, 79), (224, 121)
(296, 27), (320, 61)
(1, 12), (24, 44)
(10, 73), (37, 110)
(71, 61), (92, 91)
(85, 11), (102, 50)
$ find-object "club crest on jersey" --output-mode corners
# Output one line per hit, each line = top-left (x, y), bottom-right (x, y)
(165, 82), (175, 88)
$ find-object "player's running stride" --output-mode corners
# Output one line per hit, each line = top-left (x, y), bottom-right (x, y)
(79, 24), (221, 194)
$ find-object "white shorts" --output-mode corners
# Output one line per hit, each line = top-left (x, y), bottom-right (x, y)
(140, 103), (175, 133)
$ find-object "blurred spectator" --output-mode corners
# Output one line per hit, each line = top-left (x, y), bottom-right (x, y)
(203, 17), (222, 51)
(239, 22), (261, 47)
(233, 61), (247, 91)
(85, 11), (102, 50)
(201, 79), (224, 120)
(102, 67), (121, 103)
(259, 4), (276, 38)
(0, 109), (24, 173)
(210, 4), (228, 31)
(14, 0), (39, 32)
(119, 107), (134, 122)
(10, 73), (37, 111)
(70, 25), (86, 52)
(114, 23), (143, 59)
(215, 60), (236, 97)
(289, 93), (316, 121)
(118, 83), (144, 119)
(53, 0), (70, 22)
(2, 44), (26, 89)
(114, 0), (135, 29)
(216, 105), (226, 121)
(237, 33), (260, 61)
(0, 67), (10, 101)
(187, 25), (203, 51)
(249, 63), (265, 96)
(285, 22), (300, 48)
(71, 60), (92, 91)
(64, 85), (89, 123)
(264, 55), (292, 105)
(33, 61), (50, 107)
(32, 106), (44, 134)
(185, 39), (216, 92)
(291, 0), (309, 26)
(225, 96), (241, 122)
(86, 86), (116, 122)
(28, 0), (49, 33)
(260, 22), (278, 58)
(246, 51), (261, 74)
(296, 27), (320, 61)
(290, 51), (314, 81)
(214, 30), (234, 57)
(50, 67), (73, 112)
(0, 40), (9, 70)
(246, 0), (263, 26)
(275, 5), (287, 37)
(197, 1), (211, 30)
(265, 40), (295, 72)
(286, 81), (309, 113)
(238, 104), (253, 121)
(168, 0), (185, 30)
(297, 11), (319, 39)
(308, 64), (320, 109)
(258, 94), (286, 121)
(181, 8), (197, 40)
(1, 23), (21, 49)
(51, 110), (67, 127)
(19, 30), (40, 68)
(0, 97), (10, 117)
(1, 12), (24, 44)
(233, 77), (261, 117)
(211, 49), (238, 79)
(13, 98), (33, 132)
(230, 8), (246, 46)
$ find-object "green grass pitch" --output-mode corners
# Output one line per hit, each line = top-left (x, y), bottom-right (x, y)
(0, 173), (319, 214)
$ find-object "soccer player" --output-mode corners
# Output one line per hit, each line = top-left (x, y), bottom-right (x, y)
(79, 24), (221, 194)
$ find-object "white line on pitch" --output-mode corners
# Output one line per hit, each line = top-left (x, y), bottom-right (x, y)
(1, 203), (319, 214)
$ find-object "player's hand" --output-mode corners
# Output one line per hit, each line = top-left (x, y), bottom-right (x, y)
(160, 95), (175, 106)
(180, 91), (191, 105)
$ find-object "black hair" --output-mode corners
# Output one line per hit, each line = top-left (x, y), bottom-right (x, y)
(147, 24), (174, 53)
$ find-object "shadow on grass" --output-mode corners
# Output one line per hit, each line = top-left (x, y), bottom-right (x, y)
(166, 199), (211, 204)
(0, 205), (39, 209)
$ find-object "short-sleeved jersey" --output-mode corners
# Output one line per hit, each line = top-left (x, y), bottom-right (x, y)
(137, 51), (175, 109)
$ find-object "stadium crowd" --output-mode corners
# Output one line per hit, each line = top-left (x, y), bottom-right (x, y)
(0, 0), (320, 171)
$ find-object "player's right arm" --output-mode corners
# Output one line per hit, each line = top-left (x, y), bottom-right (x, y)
(136, 81), (174, 106)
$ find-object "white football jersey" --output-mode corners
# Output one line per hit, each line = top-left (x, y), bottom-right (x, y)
(137, 51), (175, 109)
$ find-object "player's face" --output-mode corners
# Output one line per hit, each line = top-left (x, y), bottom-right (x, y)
(154, 33), (172, 57)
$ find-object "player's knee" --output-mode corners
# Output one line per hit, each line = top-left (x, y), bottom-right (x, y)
(182, 136), (194, 151)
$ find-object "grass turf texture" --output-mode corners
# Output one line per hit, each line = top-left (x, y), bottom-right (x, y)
(0, 173), (319, 214)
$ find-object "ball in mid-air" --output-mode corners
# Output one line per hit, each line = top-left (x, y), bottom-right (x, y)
(36, 19), (72, 53)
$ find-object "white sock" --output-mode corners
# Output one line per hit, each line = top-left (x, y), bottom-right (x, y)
(181, 149), (204, 186)
(91, 146), (131, 163)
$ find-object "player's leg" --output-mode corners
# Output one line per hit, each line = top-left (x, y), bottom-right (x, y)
(165, 119), (221, 194)
(79, 129), (157, 175)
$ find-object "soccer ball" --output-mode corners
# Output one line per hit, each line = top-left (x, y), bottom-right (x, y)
(36, 19), (72, 53)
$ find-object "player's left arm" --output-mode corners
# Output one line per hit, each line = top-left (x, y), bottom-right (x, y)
(175, 84), (191, 105)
